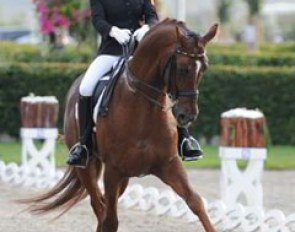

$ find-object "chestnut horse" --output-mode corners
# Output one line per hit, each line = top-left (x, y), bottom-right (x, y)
(24, 19), (218, 232)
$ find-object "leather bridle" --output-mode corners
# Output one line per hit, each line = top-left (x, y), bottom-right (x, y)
(127, 35), (206, 111)
(164, 43), (205, 102)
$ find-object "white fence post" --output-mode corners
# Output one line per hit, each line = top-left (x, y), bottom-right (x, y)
(219, 108), (268, 210)
(219, 147), (267, 208)
(20, 128), (58, 178)
(0, 95), (63, 188)
(18, 95), (61, 187)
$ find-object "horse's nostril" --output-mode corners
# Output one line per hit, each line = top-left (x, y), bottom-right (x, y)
(177, 114), (190, 127)
(178, 114), (186, 121)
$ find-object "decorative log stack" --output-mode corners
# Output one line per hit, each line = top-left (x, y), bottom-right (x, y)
(220, 108), (267, 148)
(20, 95), (59, 128)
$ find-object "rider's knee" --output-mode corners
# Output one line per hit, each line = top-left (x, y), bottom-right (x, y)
(79, 80), (93, 97)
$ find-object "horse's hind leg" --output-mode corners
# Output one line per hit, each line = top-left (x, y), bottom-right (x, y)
(154, 158), (217, 232)
(102, 164), (129, 232)
(75, 158), (105, 232)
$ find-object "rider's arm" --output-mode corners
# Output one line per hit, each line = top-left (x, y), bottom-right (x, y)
(90, 0), (112, 37)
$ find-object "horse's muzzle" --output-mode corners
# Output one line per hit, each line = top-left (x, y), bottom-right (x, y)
(172, 104), (198, 127)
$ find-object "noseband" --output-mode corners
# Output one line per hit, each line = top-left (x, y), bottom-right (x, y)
(165, 44), (204, 102)
(127, 36), (204, 111)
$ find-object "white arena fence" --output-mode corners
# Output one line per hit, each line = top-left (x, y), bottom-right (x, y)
(1, 160), (295, 232)
(0, 160), (63, 189)
(119, 184), (295, 232)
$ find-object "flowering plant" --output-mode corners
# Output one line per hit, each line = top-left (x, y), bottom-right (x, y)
(33, 0), (91, 43)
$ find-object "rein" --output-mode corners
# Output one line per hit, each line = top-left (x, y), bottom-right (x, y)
(126, 42), (202, 111)
(127, 66), (178, 111)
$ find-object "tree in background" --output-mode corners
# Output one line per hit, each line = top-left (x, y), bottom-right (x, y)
(246, 0), (262, 17)
(217, 0), (232, 43)
(33, 0), (94, 48)
(244, 0), (263, 50)
(218, 0), (231, 24)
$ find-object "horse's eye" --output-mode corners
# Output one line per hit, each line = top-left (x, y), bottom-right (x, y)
(177, 65), (190, 76)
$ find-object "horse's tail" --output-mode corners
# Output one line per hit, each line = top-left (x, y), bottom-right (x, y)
(19, 166), (91, 217)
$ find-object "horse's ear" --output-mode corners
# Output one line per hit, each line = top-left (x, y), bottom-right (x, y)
(176, 26), (182, 41)
(201, 24), (219, 46)
(176, 26), (186, 45)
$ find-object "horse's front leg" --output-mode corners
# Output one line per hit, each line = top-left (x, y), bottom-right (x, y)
(154, 158), (217, 232)
(102, 163), (129, 232)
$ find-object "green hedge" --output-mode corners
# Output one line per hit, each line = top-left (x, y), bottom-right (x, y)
(1, 41), (295, 67)
(207, 42), (295, 53)
(208, 51), (295, 67)
(0, 62), (294, 145)
(0, 62), (87, 136)
(0, 41), (95, 63)
(194, 65), (295, 145)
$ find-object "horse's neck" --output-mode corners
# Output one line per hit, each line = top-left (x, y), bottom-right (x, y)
(119, 23), (177, 119)
(116, 73), (175, 131)
(116, 66), (167, 118)
(128, 54), (159, 83)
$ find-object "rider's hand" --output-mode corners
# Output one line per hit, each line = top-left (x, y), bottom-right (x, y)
(109, 26), (131, 45)
(133, 24), (150, 42)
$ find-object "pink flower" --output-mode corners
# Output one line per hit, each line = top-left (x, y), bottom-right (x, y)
(40, 16), (55, 34)
(58, 15), (71, 27)
(33, 0), (91, 36)
(36, 1), (49, 14)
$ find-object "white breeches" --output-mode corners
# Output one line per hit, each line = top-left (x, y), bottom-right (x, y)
(79, 55), (120, 96)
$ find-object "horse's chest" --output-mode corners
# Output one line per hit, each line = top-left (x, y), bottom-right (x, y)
(104, 139), (160, 176)
(97, 109), (177, 176)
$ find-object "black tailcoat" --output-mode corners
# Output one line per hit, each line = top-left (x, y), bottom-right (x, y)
(90, 0), (159, 55)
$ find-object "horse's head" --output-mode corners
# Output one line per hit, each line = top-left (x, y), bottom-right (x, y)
(167, 23), (219, 127)
(129, 19), (218, 127)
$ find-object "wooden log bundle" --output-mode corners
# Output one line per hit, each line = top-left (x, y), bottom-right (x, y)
(220, 108), (267, 148)
(20, 95), (59, 128)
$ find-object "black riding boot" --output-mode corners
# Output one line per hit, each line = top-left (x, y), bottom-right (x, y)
(177, 127), (203, 161)
(67, 96), (92, 168)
